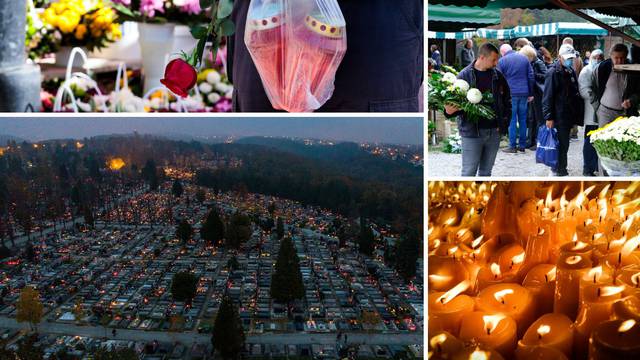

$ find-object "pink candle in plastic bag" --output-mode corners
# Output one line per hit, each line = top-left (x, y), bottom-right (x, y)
(244, 3), (286, 109)
(284, 13), (346, 112)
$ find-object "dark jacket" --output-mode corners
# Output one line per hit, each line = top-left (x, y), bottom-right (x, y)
(532, 58), (547, 95)
(446, 61), (512, 137)
(497, 50), (534, 97)
(228, 0), (424, 112)
(542, 61), (584, 127)
(594, 58), (640, 117)
(460, 47), (474, 68)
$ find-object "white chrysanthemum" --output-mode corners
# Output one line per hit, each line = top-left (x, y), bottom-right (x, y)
(76, 100), (92, 112)
(206, 70), (222, 85)
(466, 88), (483, 104)
(442, 72), (457, 84)
(199, 82), (213, 94)
(453, 79), (470, 93)
(207, 92), (221, 104)
(110, 88), (145, 112)
(215, 82), (230, 93)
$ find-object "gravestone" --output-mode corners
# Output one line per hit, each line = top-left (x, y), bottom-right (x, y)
(0, 1), (41, 112)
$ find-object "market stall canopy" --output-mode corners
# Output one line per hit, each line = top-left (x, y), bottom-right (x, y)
(429, 4), (501, 32)
(428, 22), (609, 39)
(428, 0), (640, 24)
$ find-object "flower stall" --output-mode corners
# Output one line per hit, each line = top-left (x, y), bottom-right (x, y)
(25, 0), (234, 113)
(589, 116), (640, 176)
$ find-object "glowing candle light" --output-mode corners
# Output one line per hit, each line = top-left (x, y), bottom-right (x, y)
(589, 319), (640, 359)
(516, 313), (574, 358)
(554, 253), (592, 320)
(523, 264), (556, 318)
(459, 312), (517, 358)
(575, 285), (626, 359)
(429, 280), (474, 336)
(429, 331), (464, 358)
(476, 284), (536, 337)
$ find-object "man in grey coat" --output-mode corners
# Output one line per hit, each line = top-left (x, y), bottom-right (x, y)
(460, 39), (475, 68)
(578, 49), (604, 176)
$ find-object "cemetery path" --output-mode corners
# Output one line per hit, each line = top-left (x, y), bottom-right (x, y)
(0, 316), (422, 346)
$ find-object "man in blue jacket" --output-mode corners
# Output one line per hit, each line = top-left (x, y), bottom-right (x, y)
(444, 43), (512, 176)
(497, 44), (534, 153)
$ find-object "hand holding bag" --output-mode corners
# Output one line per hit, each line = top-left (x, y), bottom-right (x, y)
(535, 124), (559, 170)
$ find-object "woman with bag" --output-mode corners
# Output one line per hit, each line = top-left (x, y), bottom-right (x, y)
(542, 44), (584, 176)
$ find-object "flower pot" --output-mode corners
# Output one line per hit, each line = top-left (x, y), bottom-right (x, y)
(138, 22), (176, 94)
(599, 155), (640, 176)
(55, 46), (87, 67)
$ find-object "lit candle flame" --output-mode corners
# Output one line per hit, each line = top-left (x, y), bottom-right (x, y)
(449, 246), (459, 256)
(483, 314), (506, 335)
(436, 280), (470, 305)
(593, 233), (605, 243)
(599, 205), (608, 222)
(572, 241), (588, 251)
(566, 255), (582, 265)
(610, 237), (626, 249)
(429, 333), (447, 350)
(494, 289), (514, 304)
(631, 272), (640, 287)
(587, 266), (603, 282)
(543, 267), (556, 283)
(538, 227), (545, 235)
(457, 228), (471, 239)
(621, 235), (640, 257)
(511, 252), (525, 265)
(537, 324), (551, 338)
(469, 348), (490, 360)
(572, 233), (578, 242)
(490, 263), (501, 278)
(472, 235), (484, 249)
(429, 274), (453, 284)
(599, 184), (611, 199)
(545, 187), (554, 209)
(560, 193), (568, 210)
(585, 218), (594, 226)
(618, 319), (636, 333)
(598, 286), (624, 297)
(444, 217), (456, 226)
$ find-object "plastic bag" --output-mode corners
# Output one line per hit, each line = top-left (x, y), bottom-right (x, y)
(245, 0), (347, 112)
(535, 125), (559, 169)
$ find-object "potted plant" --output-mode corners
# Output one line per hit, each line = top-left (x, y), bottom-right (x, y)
(111, 0), (209, 92)
(588, 116), (640, 176)
(38, 0), (122, 65)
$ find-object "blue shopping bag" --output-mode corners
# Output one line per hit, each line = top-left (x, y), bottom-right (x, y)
(535, 125), (559, 169)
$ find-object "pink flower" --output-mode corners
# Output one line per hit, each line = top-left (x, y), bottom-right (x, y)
(176, 0), (201, 15)
(214, 98), (232, 112)
(111, 0), (131, 5)
(140, 0), (164, 17)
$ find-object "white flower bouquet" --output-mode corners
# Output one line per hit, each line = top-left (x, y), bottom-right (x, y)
(589, 116), (640, 175)
(427, 70), (495, 122)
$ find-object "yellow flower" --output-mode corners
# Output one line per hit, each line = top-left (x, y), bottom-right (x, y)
(91, 27), (103, 37)
(109, 23), (122, 40)
(41, 8), (58, 27)
(75, 24), (87, 40)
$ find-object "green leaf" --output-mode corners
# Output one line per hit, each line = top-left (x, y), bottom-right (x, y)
(113, 3), (135, 18)
(217, 0), (234, 19)
(200, 0), (213, 9)
(193, 37), (207, 68)
(190, 25), (209, 39)
(218, 18), (235, 36)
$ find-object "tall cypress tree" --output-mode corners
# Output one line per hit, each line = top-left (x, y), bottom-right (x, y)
(176, 220), (193, 245)
(270, 237), (304, 316)
(395, 230), (420, 282)
(358, 219), (375, 256)
(172, 179), (184, 198)
(211, 296), (245, 360)
(276, 217), (284, 239)
(201, 208), (225, 246)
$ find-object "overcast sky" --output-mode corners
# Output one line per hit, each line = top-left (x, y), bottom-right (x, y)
(0, 117), (423, 145)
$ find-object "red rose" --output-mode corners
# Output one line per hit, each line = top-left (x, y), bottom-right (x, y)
(160, 58), (197, 98)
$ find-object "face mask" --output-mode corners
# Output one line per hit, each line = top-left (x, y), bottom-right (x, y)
(563, 58), (574, 68)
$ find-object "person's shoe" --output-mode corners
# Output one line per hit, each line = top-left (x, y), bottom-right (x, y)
(555, 170), (569, 176)
(528, 145), (537, 151)
(518, 147), (526, 153)
(583, 171), (597, 177)
(502, 147), (518, 154)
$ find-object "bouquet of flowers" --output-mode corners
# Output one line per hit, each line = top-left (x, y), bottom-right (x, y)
(197, 69), (232, 108)
(588, 116), (640, 175)
(39, 0), (121, 52)
(428, 70), (495, 122)
(110, 0), (207, 24)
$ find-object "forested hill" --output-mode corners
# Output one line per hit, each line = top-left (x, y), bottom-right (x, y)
(234, 137), (422, 187)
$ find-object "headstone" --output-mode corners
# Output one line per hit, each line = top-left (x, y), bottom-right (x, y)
(0, 1), (41, 112)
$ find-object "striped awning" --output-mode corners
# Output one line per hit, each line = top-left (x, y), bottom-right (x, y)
(427, 22), (609, 39)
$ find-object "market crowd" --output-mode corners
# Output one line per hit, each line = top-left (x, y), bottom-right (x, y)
(429, 38), (640, 177)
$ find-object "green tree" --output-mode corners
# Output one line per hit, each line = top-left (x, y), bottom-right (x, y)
(226, 213), (252, 249)
(358, 219), (375, 256)
(172, 179), (184, 198)
(270, 237), (304, 316)
(16, 334), (44, 360)
(176, 219), (193, 245)
(83, 206), (94, 228)
(72, 297), (85, 324)
(227, 256), (239, 271)
(195, 188), (206, 203)
(171, 271), (198, 304)
(16, 286), (43, 332)
(142, 159), (158, 191)
(211, 296), (245, 360)
(201, 208), (225, 246)
(395, 230), (420, 282)
(276, 217), (284, 239)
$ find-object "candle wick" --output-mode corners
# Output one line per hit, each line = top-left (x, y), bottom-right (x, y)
(487, 327), (491, 335)
(545, 274), (548, 283)
(538, 333), (542, 340)
(593, 275), (596, 283)
(618, 252), (622, 265)
(436, 343), (442, 353)
(501, 298), (505, 305)
(598, 287), (601, 297)
(440, 298), (445, 304)
(607, 242), (611, 251)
